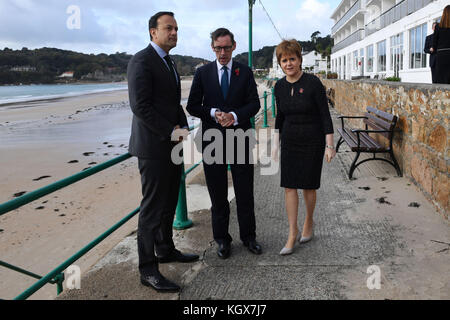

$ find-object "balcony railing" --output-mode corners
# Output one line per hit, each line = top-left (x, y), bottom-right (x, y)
(332, 0), (362, 35)
(365, 0), (434, 36)
(332, 29), (364, 53)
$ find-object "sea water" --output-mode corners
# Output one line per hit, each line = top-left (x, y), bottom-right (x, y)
(0, 83), (128, 105)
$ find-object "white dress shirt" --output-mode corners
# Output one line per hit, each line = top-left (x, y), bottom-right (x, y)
(150, 41), (179, 83)
(210, 59), (238, 125)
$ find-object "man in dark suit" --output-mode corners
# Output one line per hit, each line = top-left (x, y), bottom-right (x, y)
(187, 28), (262, 259)
(424, 22), (438, 83)
(127, 11), (199, 292)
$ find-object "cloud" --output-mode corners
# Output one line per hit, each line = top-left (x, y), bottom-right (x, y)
(0, 0), (337, 59)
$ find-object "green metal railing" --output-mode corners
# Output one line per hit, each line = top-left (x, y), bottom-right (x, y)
(0, 89), (276, 300)
(0, 131), (201, 300)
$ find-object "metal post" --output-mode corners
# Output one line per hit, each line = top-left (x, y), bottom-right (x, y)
(55, 273), (65, 295)
(271, 87), (276, 117)
(263, 91), (269, 128)
(249, 0), (256, 129)
(173, 164), (193, 230)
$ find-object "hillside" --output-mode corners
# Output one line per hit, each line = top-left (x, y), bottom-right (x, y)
(234, 33), (333, 69)
(0, 47), (209, 85)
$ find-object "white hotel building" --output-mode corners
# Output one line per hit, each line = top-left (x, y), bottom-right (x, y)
(330, 0), (448, 83)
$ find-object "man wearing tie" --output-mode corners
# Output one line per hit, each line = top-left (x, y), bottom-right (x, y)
(127, 11), (199, 293)
(187, 28), (262, 259)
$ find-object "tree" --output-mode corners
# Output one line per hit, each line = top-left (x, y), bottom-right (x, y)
(311, 31), (321, 44)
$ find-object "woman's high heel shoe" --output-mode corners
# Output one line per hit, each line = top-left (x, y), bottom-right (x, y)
(299, 231), (314, 244)
(279, 234), (301, 255)
(299, 225), (314, 244)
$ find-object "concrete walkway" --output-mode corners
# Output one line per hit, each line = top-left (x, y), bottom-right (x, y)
(58, 109), (449, 300)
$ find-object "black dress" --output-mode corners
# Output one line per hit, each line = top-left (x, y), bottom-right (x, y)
(274, 73), (334, 189)
(432, 25), (450, 84)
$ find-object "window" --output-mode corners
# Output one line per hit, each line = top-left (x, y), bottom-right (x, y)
(343, 55), (346, 79)
(377, 40), (386, 72)
(410, 23), (427, 69)
(367, 45), (374, 72)
(390, 33), (403, 75)
(353, 50), (358, 71)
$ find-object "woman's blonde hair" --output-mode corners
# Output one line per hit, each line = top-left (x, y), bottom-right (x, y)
(440, 5), (450, 28)
(275, 39), (303, 66)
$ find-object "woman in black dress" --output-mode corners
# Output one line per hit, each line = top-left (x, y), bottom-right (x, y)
(272, 40), (335, 255)
(430, 5), (450, 84)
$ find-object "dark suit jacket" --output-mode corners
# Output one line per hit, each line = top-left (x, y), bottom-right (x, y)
(424, 34), (436, 68)
(127, 44), (188, 159)
(186, 61), (260, 133)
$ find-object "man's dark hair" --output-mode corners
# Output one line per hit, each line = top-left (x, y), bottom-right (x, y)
(210, 28), (235, 45)
(149, 11), (174, 40)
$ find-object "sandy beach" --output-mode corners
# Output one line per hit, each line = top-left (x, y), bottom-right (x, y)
(0, 79), (269, 299)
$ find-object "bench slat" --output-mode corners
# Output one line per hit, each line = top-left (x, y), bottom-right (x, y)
(337, 128), (384, 152)
(367, 106), (396, 122)
(364, 112), (394, 131)
(363, 118), (391, 139)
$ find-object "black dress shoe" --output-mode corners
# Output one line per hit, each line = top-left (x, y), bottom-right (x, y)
(217, 243), (231, 259)
(140, 273), (180, 292)
(244, 240), (262, 255)
(158, 249), (199, 263)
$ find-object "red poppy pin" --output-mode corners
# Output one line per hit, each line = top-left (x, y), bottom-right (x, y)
(299, 88), (304, 94)
(235, 68), (240, 76)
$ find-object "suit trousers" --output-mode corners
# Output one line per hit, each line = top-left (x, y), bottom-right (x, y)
(203, 161), (256, 245)
(137, 157), (181, 275)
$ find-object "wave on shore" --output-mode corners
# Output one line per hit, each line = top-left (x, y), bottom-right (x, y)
(0, 83), (128, 106)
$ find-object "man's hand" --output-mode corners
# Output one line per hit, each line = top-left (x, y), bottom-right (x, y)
(171, 125), (189, 142)
(216, 112), (235, 127)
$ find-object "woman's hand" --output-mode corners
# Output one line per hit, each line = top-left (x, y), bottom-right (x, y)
(325, 147), (336, 163)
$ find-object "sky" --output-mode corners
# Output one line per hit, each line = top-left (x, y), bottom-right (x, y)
(0, 0), (341, 60)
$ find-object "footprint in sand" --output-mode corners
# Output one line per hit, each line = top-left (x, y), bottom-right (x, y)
(83, 152), (95, 156)
(35, 206), (45, 210)
(33, 175), (51, 181)
(375, 197), (392, 205)
(88, 162), (97, 165)
(358, 187), (371, 190)
(68, 160), (79, 163)
(13, 191), (27, 197)
(408, 202), (420, 208)
(82, 167), (91, 171)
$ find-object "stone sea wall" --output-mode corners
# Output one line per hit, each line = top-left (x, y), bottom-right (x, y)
(322, 79), (449, 220)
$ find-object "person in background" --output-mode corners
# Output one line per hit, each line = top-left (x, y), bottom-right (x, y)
(272, 39), (335, 256)
(424, 22), (438, 83)
(430, 5), (450, 84)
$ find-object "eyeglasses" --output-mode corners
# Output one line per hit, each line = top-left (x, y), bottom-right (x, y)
(213, 46), (233, 53)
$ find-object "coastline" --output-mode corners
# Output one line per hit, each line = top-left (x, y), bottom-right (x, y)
(0, 78), (268, 299)
(0, 82), (129, 107)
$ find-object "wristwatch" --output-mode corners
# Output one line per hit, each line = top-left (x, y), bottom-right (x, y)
(326, 145), (335, 149)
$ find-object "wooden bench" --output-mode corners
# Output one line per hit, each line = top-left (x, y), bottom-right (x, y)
(336, 106), (402, 179)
